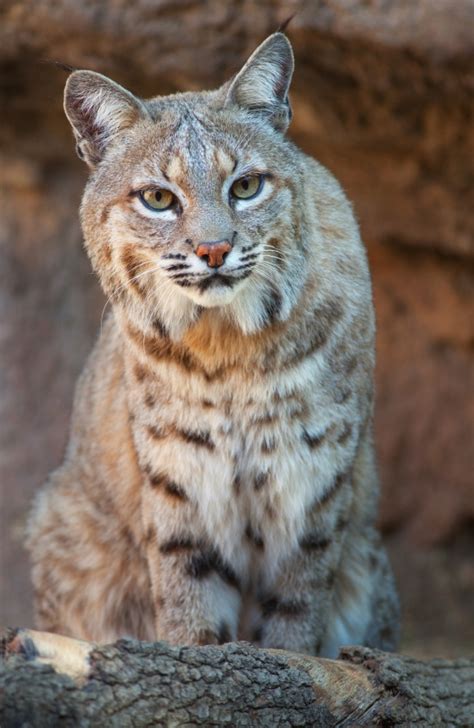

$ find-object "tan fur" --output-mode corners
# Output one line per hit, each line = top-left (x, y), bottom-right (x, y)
(27, 33), (399, 656)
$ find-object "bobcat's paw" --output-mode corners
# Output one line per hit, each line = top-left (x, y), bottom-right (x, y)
(5, 628), (93, 683)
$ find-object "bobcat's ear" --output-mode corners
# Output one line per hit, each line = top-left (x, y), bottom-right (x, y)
(64, 71), (146, 167)
(225, 33), (294, 133)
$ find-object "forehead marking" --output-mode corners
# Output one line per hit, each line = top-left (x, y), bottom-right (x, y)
(215, 148), (235, 176)
(166, 154), (184, 182)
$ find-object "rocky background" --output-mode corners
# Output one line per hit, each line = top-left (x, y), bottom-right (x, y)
(1, 0), (473, 658)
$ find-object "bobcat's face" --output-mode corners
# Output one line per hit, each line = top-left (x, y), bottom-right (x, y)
(68, 33), (306, 335)
(84, 103), (298, 312)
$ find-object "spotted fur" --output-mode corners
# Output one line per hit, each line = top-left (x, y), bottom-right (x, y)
(27, 32), (399, 656)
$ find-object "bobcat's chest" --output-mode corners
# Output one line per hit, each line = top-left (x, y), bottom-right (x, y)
(130, 362), (326, 572)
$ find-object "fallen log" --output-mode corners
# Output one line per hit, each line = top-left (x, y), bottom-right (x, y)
(1, 628), (473, 726)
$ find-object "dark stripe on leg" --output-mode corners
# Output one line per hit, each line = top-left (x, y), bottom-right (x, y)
(260, 596), (308, 618)
(186, 548), (240, 591)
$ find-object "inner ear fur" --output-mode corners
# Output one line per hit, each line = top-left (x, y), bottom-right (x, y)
(225, 32), (294, 132)
(64, 71), (146, 167)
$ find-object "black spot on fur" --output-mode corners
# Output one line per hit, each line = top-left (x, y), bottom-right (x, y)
(254, 472), (269, 491)
(337, 422), (353, 445)
(147, 425), (166, 440)
(152, 317), (168, 338)
(283, 299), (344, 367)
(252, 625), (264, 643)
(300, 533), (332, 551)
(318, 470), (350, 508)
(215, 557), (241, 591)
(121, 248), (147, 298)
(144, 526), (155, 546)
(252, 411), (277, 426)
(261, 437), (277, 454)
(178, 428), (215, 451)
(159, 538), (195, 554)
(164, 480), (188, 500)
(186, 548), (240, 591)
(260, 596), (307, 618)
(186, 552), (215, 580)
(144, 393), (155, 408)
(335, 515), (349, 533)
(133, 363), (148, 382)
(262, 288), (283, 327)
(302, 428), (326, 449)
(218, 621), (232, 644)
(149, 472), (188, 501)
(245, 523), (264, 549)
(334, 387), (351, 404)
(233, 473), (242, 495)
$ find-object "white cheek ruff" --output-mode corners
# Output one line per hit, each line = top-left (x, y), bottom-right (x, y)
(132, 197), (178, 222)
(234, 179), (274, 212)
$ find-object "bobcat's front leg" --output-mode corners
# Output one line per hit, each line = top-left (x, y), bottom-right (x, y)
(141, 472), (241, 646)
(256, 470), (353, 656)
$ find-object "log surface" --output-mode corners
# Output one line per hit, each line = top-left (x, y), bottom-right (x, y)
(1, 629), (473, 727)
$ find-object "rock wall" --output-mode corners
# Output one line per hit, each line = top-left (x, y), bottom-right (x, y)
(1, 1), (473, 652)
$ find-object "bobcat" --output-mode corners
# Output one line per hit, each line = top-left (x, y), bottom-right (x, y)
(27, 32), (399, 657)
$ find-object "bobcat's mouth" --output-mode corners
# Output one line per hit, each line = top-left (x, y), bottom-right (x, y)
(173, 267), (253, 308)
(196, 274), (238, 292)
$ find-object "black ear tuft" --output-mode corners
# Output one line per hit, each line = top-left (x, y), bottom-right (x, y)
(277, 14), (295, 33)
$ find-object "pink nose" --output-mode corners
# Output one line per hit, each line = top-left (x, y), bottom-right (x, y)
(195, 240), (232, 268)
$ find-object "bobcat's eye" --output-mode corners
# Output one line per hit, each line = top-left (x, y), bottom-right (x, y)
(139, 188), (175, 211)
(230, 174), (263, 201)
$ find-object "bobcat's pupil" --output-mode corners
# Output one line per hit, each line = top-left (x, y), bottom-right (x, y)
(231, 174), (263, 200)
(140, 187), (174, 211)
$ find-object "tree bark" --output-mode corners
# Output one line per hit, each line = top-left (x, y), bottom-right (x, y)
(1, 628), (473, 726)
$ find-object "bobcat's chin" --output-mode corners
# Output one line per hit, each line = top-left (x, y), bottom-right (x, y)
(180, 275), (247, 308)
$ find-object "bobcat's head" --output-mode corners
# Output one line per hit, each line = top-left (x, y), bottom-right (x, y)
(65, 33), (307, 338)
